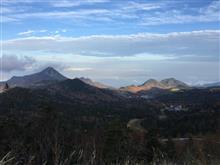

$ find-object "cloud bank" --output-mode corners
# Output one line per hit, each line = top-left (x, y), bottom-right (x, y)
(3, 30), (220, 61)
(0, 54), (35, 72)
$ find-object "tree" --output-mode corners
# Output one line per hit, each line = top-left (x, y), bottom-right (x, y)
(4, 83), (9, 90)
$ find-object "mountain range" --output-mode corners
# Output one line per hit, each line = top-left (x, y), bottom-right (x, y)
(0, 67), (219, 115)
(0, 67), (219, 95)
(119, 78), (189, 93)
(202, 82), (220, 88)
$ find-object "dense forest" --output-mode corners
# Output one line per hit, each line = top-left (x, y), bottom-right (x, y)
(0, 84), (220, 165)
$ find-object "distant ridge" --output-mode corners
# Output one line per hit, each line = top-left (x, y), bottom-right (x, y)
(160, 78), (188, 88)
(120, 78), (189, 93)
(79, 77), (113, 89)
(202, 82), (220, 87)
(2, 67), (214, 93)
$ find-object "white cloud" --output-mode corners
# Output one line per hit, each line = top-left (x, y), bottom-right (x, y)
(141, 1), (220, 25)
(0, 54), (35, 72)
(2, 0), (37, 4)
(0, 7), (13, 14)
(18, 30), (35, 36)
(122, 1), (165, 11)
(0, 16), (18, 23)
(14, 8), (121, 22)
(39, 29), (47, 33)
(51, 0), (109, 8)
(12, 9), (110, 22)
(4, 30), (220, 61)
(52, 0), (81, 8)
(2, 0), (220, 25)
(17, 29), (48, 36)
(65, 67), (93, 71)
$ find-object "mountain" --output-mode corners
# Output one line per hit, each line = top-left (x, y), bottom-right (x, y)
(160, 78), (188, 89)
(0, 78), (126, 114)
(120, 78), (189, 93)
(79, 77), (113, 89)
(120, 79), (164, 93)
(5, 67), (67, 88)
(202, 82), (220, 87)
(141, 79), (165, 89)
(0, 67), (113, 90)
(47, 78), (121, 102)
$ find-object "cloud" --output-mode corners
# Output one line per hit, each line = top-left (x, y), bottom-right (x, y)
(64, 67), (93, 71)
(0, 54), (36, 72)
(51, 0), (109, 8)
(2, 0), (220, 25)
(1, 7), (13, 14)
(140, 1), (220, 25)
(17, 29), (48, 36)
(122, 1), (165, 11)
(2, 0), (37, 4)
(3, 30), (220, 61)
(39, 30), (47, 33)
(18, 30), (35, 36)
(0, 16), (18, 23)
(15, 9), (110, 20)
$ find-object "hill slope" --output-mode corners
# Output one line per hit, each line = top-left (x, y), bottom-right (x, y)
(0, 78), (125, 114)
(79, 77), (113, 89)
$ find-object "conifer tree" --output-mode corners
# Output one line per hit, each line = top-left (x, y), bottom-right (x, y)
(4, 83), (9, 90)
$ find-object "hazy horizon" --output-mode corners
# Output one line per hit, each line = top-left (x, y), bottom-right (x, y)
(1, 66), (219, 88)
(1, 0), (220, 87)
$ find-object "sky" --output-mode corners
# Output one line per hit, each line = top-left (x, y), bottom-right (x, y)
(0, 0), (220, 87)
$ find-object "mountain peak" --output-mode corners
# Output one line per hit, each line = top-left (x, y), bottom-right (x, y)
(161, 78), (178, 82)
(160, 78), (188, 88)
(41, 67), (58, 74)
(142, 79), (158, 85)
(6, 67), (67, 88)
(39, 67), (67, 80)
(120, 78), (189, 93)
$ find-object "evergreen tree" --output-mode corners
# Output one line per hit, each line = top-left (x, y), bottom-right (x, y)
(4, 83), (9, 90)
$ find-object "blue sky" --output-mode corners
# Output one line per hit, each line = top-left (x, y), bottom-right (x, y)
(1, 0), (220, 87)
